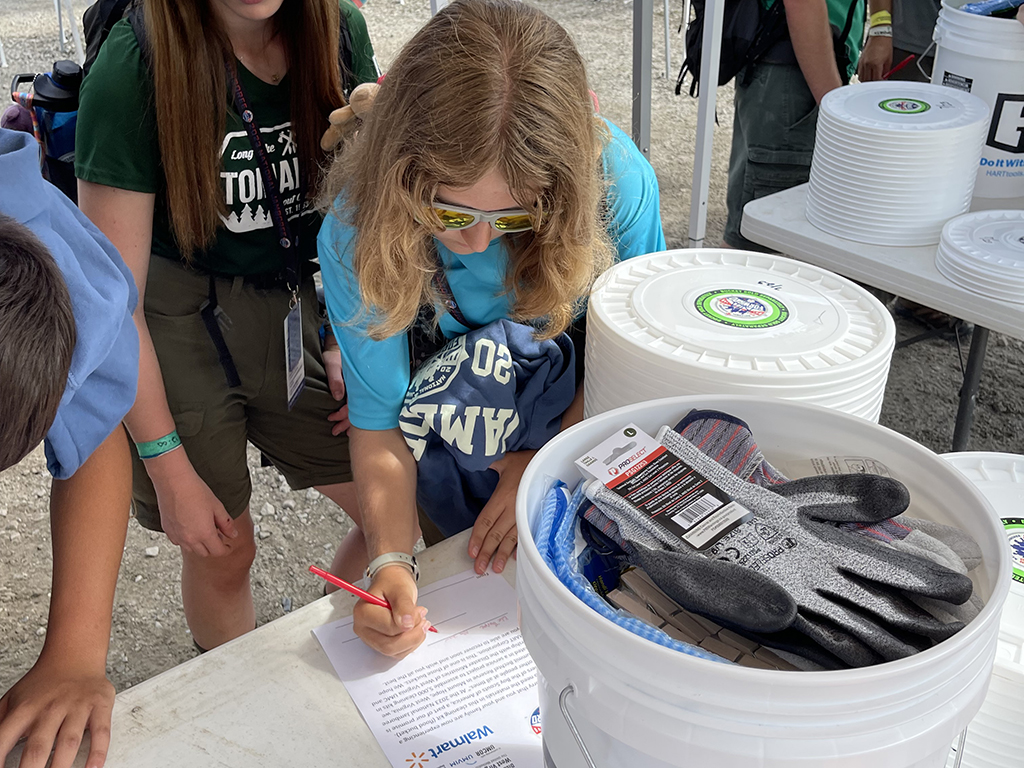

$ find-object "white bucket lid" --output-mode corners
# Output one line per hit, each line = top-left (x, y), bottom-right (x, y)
(810, 138), (981, 175)
(942, 210), (1024, 271)
(805, 201), (952, 246)
(586, 326), (893, 393)
(588, 250), (895, 383)
(806, 196), (966, 224)
(816, 108), (988, 143)
(810, 152), (975, 184)
(935, 249), (1024, 304)
(808, 173), (973, 212)
(940, 452), (1024, 662)
(821, 81), (990, 134)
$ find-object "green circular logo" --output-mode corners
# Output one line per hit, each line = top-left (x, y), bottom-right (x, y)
(1005, 517), (1024, 585)
(694, 289), (789, 329)
(623, 427), (637, 438)
(878, 98), (931, 114)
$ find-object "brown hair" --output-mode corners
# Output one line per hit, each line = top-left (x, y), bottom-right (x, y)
(320, 0), (611, 340)
(0, 214), (76, 471)
(145, 0), (345, 255)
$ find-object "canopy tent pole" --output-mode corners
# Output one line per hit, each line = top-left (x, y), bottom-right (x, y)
(684, 0), (724, 246)
(687, 0), (723, 247)
(632, 0), (654, 159)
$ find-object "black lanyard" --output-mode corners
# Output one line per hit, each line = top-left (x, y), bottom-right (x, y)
(228, 67), (302, 298)
(200, 68), (305, 390)
(430, 249), (477, 331)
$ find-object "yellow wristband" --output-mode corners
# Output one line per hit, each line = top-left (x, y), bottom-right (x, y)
(870, 10), (892, 26)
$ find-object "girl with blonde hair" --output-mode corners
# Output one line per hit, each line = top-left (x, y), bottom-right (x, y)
(75, 0), (378, 654)
(318, 0), (665, 657)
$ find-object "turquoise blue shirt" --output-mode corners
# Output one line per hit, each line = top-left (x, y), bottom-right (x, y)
(318, 119), (665, 431)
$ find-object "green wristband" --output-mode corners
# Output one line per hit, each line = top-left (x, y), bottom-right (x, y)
(136, 430), (182, 460)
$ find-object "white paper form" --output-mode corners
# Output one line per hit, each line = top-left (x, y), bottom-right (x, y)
(312, 570), (542, 768)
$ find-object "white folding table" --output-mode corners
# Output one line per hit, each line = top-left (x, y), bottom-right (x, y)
(741, 183), (1024, 451)
(4, 531), (511, 768)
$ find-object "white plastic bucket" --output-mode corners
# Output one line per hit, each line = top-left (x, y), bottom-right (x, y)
(516, 395), (1011, 768)
(941, 453), (1024, 768)
(932, 0), (1024, 207)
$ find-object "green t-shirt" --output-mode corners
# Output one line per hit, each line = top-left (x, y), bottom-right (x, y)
(75, 1), (377, 276)
(830, 0), (864, 77)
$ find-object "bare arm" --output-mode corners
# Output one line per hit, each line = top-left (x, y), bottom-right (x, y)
(76, 182), (171, 447)
(467, 382), (585, 575)
(349, 426), (429, 658)
(77, 180), (237, 556)
(858, 0), (893, 81)
(0, 427), (130, 768)
(783, 0), (844, 103)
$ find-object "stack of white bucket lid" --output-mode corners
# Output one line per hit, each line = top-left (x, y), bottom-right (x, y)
(942, 452), (1024, 768)
(585, 250), (896, 422)
(936, 210), (1024, 305)
(806, 81), (989, 246)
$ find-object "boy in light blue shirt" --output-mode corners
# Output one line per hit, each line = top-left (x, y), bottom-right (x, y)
(0, 128), (138, 768)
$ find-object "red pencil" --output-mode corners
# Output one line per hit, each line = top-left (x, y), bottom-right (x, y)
(308, 565), (438, 632)
(883, 54), (917, 80)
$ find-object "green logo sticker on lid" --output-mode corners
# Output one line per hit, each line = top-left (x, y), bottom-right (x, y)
(1005, 517), (1024, 585)
(878, 98), (931, 114)
(694, 289), (789, 329)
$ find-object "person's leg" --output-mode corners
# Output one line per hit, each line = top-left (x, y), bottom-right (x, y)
(723, 80), (752, 248)
(722, 63), (818, 251)
(247, 279), (367, 585)
(181, 508), (257, 650)
(131, 260), (263, 651)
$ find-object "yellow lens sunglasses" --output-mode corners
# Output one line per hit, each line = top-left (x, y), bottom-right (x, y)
(428, 203), (536, 233)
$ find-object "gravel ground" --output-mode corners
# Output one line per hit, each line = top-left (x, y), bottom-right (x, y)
(1, 0), (1023, 698)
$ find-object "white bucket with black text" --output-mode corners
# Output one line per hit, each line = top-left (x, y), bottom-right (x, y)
(932, 0), (1024, 208)
(515, 395), (1011, 768)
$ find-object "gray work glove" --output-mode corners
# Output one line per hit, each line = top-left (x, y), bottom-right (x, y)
(673, 409), (983, 576)
(586, 426), (974, 667)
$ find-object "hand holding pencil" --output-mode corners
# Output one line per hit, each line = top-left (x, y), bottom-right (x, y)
(310, 565), (435, 657)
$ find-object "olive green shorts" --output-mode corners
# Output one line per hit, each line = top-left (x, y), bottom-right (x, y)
(723, 62), (819, 251)
(131, 256), (353, 531)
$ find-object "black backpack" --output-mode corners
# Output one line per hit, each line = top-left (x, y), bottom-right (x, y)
(82, 0), (134, 76)
(675, 0), (788, 97)
(82, 0), (359, 95)
(675, 0), (862, 97)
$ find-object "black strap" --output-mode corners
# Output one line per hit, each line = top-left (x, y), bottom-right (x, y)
(834, 0), (863, 84)
(228, 68), (302, 296)
(837, 0), (862, 50)
(430, 252), (478, 331)
(200, 274), (242, 388)
(194, 70), (304, 390)
(338, 19), (356, 97)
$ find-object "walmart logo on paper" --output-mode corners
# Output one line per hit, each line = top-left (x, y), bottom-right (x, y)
(428, 726), (494, 760)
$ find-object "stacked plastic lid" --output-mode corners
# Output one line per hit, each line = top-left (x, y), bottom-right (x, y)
(585, 250), (895, 422)
(936, 210), (1024, 305)
(806, 81), (989, 246)
(941, 453), (1024, 768)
